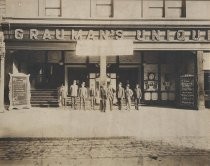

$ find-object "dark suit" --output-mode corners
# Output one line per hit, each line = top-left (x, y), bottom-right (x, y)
(116, 87), (125, 110)
(107, 87), (114, 111)
(133, 87), (142, 110)
(100, 87), (107, 112)
(89, 88), (95, 110)
(79, 87), (88, 110)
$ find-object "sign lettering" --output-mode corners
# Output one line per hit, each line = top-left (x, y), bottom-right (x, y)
(10, 28), (210, 42)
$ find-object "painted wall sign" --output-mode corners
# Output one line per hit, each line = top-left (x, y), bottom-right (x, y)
(9, 73), (31, 110)
(6, 28), (210, 42)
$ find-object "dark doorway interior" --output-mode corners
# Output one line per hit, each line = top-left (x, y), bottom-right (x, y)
(68, 67), (88, 88)
(118, 68), (139, 89)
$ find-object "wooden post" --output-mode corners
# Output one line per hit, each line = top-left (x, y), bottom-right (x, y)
(100, 55), (107, 86)
(196, 51), (205, 110)
(0, 32), (5, 112)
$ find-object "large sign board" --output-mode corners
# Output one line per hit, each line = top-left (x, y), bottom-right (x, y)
(180, 74), (195, 108)
(4, 28), (210, 43)
(76, 40), (133, 56)
(9, 73), (31, 110)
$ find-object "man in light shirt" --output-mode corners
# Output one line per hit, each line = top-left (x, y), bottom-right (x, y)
(69, 80), (78, 110)
(79, 82), (88, 110)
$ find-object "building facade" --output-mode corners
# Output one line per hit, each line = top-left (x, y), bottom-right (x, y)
(0, 0), (210, 110)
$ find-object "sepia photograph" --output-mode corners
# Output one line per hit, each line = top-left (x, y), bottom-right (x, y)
(0, 0), (210, 165)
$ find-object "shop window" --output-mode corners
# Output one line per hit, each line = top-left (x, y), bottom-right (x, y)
(96, 0), (113, 17)
(45, 0), (61, 17)
(145, 0), (186, 18)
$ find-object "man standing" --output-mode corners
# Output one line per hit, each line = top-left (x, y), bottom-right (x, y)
(107, 83), (114, 111)
(79, 82), (88, 110)
(100, 85), (107, 112)
(89, 84), (96, 110)
(58, 84), (67, 107)
(116, 82), (125, 110)
(125, 84), (133, 111)
(134, 84), (142, 110)
(69, 80), (78, 110)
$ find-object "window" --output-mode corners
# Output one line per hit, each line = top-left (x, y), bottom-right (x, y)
(96, 0), (113, 17)
(45, 0), (61, 17)
(145, 0), (186, 18)
(147, 0), (165, 18)
(166, 0), (186, 18)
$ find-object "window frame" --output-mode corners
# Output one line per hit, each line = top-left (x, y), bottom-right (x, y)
(45, 0), (62, 17)
(93, 0), (114, 18)
(146, 0), (186, 18)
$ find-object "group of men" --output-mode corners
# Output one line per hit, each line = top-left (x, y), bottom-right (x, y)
(58, 80), (142, 111)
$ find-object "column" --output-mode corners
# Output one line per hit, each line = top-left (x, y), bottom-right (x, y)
(196, 51), (205, 110)
(0, 32), (5, 112)
(100, 55), (107, 86)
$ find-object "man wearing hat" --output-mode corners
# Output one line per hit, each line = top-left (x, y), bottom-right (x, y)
(79, 82), (88, 110)
(100, 84), (107, 112)
(125, 84), (133, 111)
(69, 80), (78, 110)
(133, 84), (142, 110)
(116, 82), (125, 110)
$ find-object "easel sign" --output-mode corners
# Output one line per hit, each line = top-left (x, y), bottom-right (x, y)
(9, 73), (31, 110)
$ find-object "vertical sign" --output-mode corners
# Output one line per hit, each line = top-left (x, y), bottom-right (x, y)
(179, 74), (195, 108)
(9, 73), (31, 110)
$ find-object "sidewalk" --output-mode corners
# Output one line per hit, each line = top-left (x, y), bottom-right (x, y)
(0, 106), (210, 150)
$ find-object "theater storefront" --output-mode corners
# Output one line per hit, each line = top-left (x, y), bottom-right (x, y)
(1, 24), (209, 110)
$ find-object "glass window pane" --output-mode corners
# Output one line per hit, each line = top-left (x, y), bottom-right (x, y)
(46, 0), (60, 8)
(97, 0), (112, 5)
(96, 5), (112, 17)
(147, 0), (164, 7)
(147, 8), (164, 18)
(46, 9), (61, 16)
(167, 0), (182, 7)
(167, 8), (182, 18)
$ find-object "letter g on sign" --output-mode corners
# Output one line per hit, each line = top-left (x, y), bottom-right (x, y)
(15, 29), (24, 40)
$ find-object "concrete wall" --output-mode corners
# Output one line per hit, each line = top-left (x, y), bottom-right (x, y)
(6, 0), (38, 18)
(186, 0), (210, 19)
(0, 0), (6, 17)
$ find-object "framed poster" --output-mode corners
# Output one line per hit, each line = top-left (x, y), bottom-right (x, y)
(9, 73), (31, 110)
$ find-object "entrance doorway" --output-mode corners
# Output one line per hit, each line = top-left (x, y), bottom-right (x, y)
(67, 67), (88, 91)
(118, 67), (141, 89)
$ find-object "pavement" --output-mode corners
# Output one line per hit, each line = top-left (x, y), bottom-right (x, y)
(0, 106), (210, 150)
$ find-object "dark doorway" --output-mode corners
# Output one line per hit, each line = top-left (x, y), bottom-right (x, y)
(68, 67), (88, 88)
(118, 68), (140, 89)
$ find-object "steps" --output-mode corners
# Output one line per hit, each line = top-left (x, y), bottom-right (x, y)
(31, 89), (59, 107)
(31, 89), (138, 109)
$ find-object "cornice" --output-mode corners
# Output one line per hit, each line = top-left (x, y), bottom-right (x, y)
(1, 22), (210, 29)
(1, 17), (210, 28)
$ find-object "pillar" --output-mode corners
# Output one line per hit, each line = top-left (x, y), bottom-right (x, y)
(196, 51), (205, 110)
(0, 32), (5, 112)
(100, 55), (107, 86)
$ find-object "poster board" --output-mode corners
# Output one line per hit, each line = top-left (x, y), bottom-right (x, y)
(179, 74), (195, 108)
(9, 73), (31, 110)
